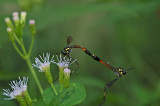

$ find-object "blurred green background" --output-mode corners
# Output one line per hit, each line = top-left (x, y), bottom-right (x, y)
(0, 0), (160, 106)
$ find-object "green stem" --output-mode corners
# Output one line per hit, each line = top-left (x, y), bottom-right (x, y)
(12, 42), (25, 59)
(20, 39), (28, 56)
(18, 38), (43, 95)
(26, 58), (43, 95)
(13, 33), (21, 44)
(51, 83), (57, 95)
(28, 36), (35, 57)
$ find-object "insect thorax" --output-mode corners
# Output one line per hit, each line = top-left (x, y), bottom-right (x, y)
(63, 46), (72, 55)
(114, 67), (126, 77)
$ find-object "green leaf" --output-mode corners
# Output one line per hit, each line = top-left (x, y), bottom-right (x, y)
(43, 85), (57, 104)
(43, 83), (86, 105)
(32, 98), (46, 106)
(0, 95), (16, 106)
(59, 83), (86, 106)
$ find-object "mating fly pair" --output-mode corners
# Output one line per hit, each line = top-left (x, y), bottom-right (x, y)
(61, 36), (132, 105)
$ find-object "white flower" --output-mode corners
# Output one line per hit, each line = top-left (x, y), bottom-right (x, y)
(53, 53), (76, 68)
(32, 53), (54, 72)
(2, 77), (28, 100)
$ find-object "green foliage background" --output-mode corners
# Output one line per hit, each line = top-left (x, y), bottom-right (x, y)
(0, 0), (160, 105)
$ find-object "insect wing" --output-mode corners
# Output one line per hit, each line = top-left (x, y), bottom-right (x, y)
(67, 36), (73, 45)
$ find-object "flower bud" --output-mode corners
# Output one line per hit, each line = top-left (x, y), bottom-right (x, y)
(6, 28), (14, 42)
(29, 20), (36, 36)
(20, 11), (26, 27)
(12, 12), (20, 27)
(4, 17), (14, 30)
(63, 68), (71, 88)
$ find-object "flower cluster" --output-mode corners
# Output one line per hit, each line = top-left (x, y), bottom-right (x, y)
(53, 54), (76, 68)
(32, 53), (54, 72)
(3, 11), (37, 105)
(3, 77), (28, 100)
(53, 54), (76, 89)
(5, 11), (36, 43)
(32, 52), (76, 93)
(3, 77), (32, 105)
(3, 11), (78, 106)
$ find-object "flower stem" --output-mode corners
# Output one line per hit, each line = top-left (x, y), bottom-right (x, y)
(28, 36), (35, 57)
(26, 58), (43, 95)
(12, 42), (25, 59)
(51, 83), (57, 95)
(20, 39), (28, 56)
(18, 38), (43, 95)
(13, 33), (21, 44)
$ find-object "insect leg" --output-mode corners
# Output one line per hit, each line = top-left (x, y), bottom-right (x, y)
(68, 56), (80, 76)
(53, 52), (61, 83)
(99, 78), (118, 106)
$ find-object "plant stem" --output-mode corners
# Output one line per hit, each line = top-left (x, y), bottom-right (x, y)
(18, 38), (43, 95)
(20, 39), (28, 56)
(13, 33), (21, 44)
(12, 42), (25, 59)
(51, 83), (57, 95)
(28, 36), (35, 57)
(26, 58), (43, 95)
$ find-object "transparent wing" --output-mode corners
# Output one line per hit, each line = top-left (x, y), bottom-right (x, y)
(67, 36), (73, 45)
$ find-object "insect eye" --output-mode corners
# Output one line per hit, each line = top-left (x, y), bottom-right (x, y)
(120, 71), (123, 74)
(118, 68), (122, 72)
